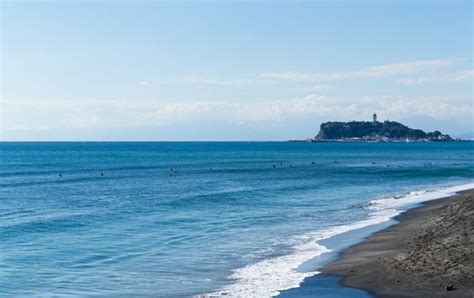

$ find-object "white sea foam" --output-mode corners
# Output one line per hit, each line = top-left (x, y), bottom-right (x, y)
(202, 182), (474, 298)
(368, 182), (474, 211)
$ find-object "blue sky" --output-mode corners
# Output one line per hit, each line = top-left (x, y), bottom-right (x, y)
(1, 0), (472, 140)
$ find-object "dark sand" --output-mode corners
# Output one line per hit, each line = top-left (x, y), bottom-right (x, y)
(322, 189), (474, 297)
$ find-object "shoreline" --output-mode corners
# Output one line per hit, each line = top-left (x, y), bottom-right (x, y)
(317, 188), (474, 297)
(216, 183), (474, 298)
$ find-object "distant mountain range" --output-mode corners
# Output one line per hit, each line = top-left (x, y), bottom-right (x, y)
(313, 120), (454, 142)
(452, 132), (474, 140)
(399, 115), (472, 138)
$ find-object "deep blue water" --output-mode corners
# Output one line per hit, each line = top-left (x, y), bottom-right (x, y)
(0, 142), (473, 296)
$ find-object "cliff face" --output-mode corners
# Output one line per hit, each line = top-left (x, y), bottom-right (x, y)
(315, 121), (452, 141)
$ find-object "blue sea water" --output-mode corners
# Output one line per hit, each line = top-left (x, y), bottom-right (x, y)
(0, 142), (473, 296)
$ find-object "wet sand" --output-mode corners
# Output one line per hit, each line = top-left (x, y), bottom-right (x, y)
(322, 189), (474, 297)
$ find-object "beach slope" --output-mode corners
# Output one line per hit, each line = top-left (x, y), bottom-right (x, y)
(322, 189), (474, 297)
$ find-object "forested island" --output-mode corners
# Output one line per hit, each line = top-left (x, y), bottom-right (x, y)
(292, 114), (455, 142)
(315, 120), (453, 142)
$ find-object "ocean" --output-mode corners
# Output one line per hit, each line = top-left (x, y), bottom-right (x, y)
(1, 141), (473, 296)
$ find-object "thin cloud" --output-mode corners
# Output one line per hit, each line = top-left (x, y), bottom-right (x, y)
(259, 58), (465, 82)
(155, 76), (275, 87)
(3, 93), (472, 133)
(354, 58), (464, 78)
(138, 58), (467, 87)
(258, 71), (324, 82)
(397, 69), (474, 85)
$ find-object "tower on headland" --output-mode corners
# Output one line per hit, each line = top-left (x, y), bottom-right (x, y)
(373, 113), (377, 123)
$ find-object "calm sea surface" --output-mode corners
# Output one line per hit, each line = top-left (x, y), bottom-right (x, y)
(1, 142), (473, 296)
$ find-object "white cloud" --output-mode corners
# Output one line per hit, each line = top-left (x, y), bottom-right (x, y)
(259, 71), (325, 82)
(259, 58), (465, 82)
(396, 69), (474, 84)
(1, 99), (237, 131)
(354, 58), (463, 78)
(136, 58), (467, 88)
(232, 94), (331, 122)
(2, 93), (472, 135)
(155, 76), (275, 87)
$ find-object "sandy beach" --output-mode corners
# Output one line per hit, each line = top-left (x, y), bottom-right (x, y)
(321, 189), (474, 297)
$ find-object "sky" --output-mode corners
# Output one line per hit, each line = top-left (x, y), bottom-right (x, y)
(1, 0), (473, 141)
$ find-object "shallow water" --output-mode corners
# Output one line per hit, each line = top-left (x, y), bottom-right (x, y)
(0, 142), (473, 296)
